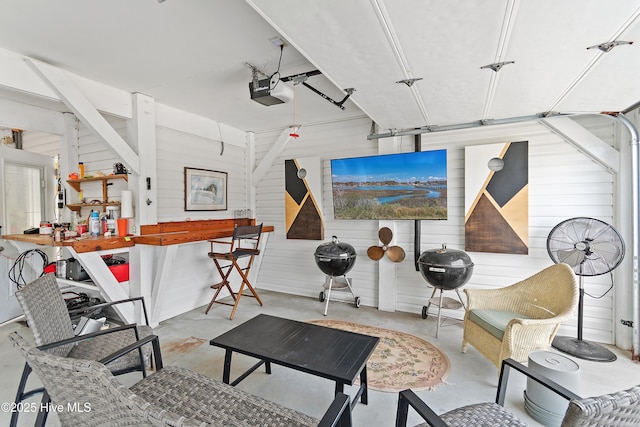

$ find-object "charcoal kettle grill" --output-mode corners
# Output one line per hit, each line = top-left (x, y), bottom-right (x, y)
(418, 244), (474, 337)
(314, 235), (360, 315)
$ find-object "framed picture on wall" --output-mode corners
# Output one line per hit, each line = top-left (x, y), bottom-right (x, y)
(184, 167), (227, 211)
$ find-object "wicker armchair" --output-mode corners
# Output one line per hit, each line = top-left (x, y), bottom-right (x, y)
(11, 273), (154, 427)
(9, 331), (353, 427)
(462, 263), (579, 369)
(395, 358), (640, 427)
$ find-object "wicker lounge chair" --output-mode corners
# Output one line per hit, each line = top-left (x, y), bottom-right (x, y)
(10, 273), (154, 427)
(462, 263), (579, 369)
(9, 331), (352, 427)
(395, 358), (640, 427)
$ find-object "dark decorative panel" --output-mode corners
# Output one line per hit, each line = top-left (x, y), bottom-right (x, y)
(285, 159), (307, 204)
(486, 141), (528, 207)
(285, 158), (324, 240)
(287, 197), (323, 240)
(465, 194), (528, 254)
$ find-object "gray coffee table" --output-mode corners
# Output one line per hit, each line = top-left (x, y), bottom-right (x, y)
(209, 314), (379, 410)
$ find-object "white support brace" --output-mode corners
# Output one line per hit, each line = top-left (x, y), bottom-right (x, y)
(377, 136), (401, 312)
(129, 93), (158, 227)
(25, 58), (140, 174)
(149, 245), (179, 327)
(540, 115), (620, 173)
(252, 126), (300, 185)
(58, 113), (79, 224)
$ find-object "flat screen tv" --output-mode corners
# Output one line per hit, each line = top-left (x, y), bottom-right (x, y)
(330, 149), (447, 220)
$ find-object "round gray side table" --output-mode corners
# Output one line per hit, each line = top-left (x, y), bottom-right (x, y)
(524, 350), (580, 427)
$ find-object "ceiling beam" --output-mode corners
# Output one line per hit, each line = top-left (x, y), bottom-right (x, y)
(25, 58), (140, 174)
(0, 98), (64, 134)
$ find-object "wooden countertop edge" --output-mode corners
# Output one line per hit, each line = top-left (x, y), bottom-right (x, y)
(1, 234), (55, 245)
(3, 225), (274, 250)
(133, 225), (274, 246)
(1, 234), (134, 253)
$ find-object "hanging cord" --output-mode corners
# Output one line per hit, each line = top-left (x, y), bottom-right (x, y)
(269, 45), (284, 90)
(583, 268), (615, 299)
(289, 83), (300, 138)
(8, 249), (49, 289)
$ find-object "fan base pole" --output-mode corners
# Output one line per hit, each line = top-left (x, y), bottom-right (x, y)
(552, 336), (617, 362)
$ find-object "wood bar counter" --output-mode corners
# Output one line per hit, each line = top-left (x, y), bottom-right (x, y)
(1, 234), (134, 253)
(3, 219), (273, 327)
(133, 218), (274, 246)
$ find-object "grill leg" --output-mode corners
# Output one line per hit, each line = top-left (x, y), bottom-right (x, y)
(436, 288), (444, 338)
(324, 276), (333, 316)
(455, 288), (466, 310)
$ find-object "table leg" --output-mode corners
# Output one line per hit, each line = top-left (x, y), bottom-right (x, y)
(359, 366), (368, 404)
(223, 350), (232, 384)
(334, 381), (345, 396)
(265, 361), (271, 374)
(348, 366), (369, 410)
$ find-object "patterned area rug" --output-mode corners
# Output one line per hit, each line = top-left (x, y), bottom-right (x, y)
(308, 319), (450, 392)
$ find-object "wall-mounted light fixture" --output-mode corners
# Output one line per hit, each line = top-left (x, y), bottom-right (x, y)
(488, 157), (504, 171)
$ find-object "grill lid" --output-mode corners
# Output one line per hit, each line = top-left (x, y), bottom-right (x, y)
(314, 235), (356, 260)
(418, 243), (474, 269)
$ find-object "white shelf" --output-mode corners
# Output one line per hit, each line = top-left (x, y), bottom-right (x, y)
(56, 278), (98, 291)
(56, 277), (128, 289)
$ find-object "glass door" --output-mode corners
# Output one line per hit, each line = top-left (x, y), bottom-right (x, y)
(3, 162), (45, 234)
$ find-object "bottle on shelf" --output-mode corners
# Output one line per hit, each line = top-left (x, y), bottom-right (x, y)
(70, 211), (78, 231)
(89, 210), (100, 236)
(78, 162), (85, 178)
(101, 215), (108, 236)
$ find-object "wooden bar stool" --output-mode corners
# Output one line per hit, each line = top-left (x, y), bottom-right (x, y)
(205, 223), (263, 319)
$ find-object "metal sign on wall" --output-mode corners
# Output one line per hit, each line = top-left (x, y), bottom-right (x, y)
(464, 141), (529, 254)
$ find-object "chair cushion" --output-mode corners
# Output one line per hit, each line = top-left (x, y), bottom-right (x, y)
(414, 402), (527, 427)
(563, 385), (640, 426)
(469, 310), (531, 340)
(132, 366), (318, 427)
(69, 325), (154, 372)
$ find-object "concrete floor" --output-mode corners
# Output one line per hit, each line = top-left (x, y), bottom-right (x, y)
(2, 289), (640, 426)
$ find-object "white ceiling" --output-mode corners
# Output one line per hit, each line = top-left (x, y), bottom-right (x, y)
(0, 0), (639, 135)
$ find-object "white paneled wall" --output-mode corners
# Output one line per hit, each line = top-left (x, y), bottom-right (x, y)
(155, 127), (246, 222)
(255, 118), (379, 306)
(254, 117), (619, 345)
(74, 116), (129, 213)
(11, 112), (250, 323)
(151, 127), (248, 321)
(7, 105), (627, 344)
(20, 131), (61, 157)
(79, 115), (127, 176)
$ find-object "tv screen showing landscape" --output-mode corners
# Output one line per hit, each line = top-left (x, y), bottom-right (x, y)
(331, 150), (447, 220)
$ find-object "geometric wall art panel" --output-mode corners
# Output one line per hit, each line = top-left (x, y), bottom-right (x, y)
(465, 141), (528, 254)
(285, 157), (324, 240)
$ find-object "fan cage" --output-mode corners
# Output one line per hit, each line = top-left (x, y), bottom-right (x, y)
(547, 217), (625, 277)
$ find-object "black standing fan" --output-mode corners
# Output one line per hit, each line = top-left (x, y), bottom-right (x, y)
(547, 217), (625, 362)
